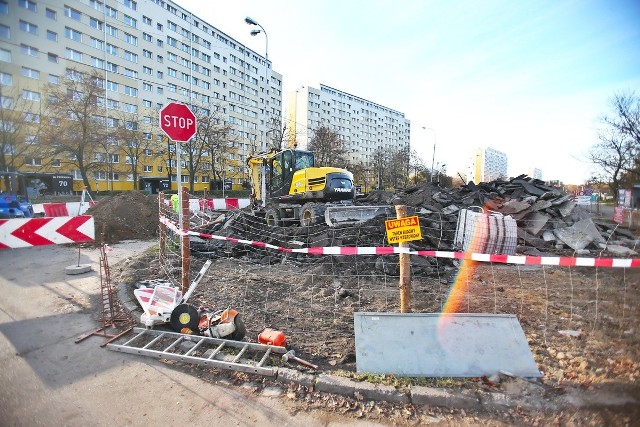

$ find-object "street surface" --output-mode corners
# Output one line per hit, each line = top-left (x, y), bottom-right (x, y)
(0, 242), (384, 426)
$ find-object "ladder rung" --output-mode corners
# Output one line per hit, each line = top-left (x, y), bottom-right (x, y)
(208, 342), (225, 359)
(143, 332), (166, 349)
(123, 329), (147, 346)
(163, 336), (184, 353)
(257, 348), (272, 367)
(232, 344), (249, 363)
(184, 338), (206, 356)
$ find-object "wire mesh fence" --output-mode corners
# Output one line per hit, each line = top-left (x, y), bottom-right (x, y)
(155, 191), (639, 383)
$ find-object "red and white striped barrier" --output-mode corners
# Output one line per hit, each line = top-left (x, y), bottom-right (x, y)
(164, 198), (250, 212)
(33, 202), (96, 217)
(159, 215), (640, 269)
(0, 216), (95, 249)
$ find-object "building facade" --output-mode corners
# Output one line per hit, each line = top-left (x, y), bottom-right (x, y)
(0, 0), (282, 193)
(467, 147), (508, 184)
(287, 84), (410, 168)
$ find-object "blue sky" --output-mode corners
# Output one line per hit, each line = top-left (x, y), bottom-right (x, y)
(175, 0), (640, 184)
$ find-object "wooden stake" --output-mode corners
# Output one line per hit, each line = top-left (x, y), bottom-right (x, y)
(396, 204), (412, 313)
(158, 191), (166, 264)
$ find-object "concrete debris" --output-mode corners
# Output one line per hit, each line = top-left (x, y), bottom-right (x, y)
(183, 175), (638, 263)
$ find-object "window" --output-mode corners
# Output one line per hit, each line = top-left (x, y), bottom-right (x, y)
(46, 30), (57, 41)
(0, 72), (11, 85)
(123, 68), (137, 78)
(157, 55), (163, 63)
(124, 121), (137, 130)
(167, 36), (177, 47)
(0, 24), (9, 39)
(168, 52), (177, 62)
(157, 87), (163, 94)
(90, 57), (103, 68)
(46, 8), (56, 19)
(142, 99), (151, 108)
(21, 44), (38, 57)
(157, 166), (163, 173)
(124, 86), (137, 97)
(143, 49), (152, 59)
(0, 0), (8, 14)
(106, 24), (117, 37)
(106, 44), (117, 55)
(124, 33), (137, 45)
(124, 15), (137, 28)
(106, 62), (117, 72)
(106, 81), (118, 92)
(143, 16), (151, 25)
(48, 74), (59, 84)
(168, 21), (177, 31)
(143, 66), (152, 75)
(157, 71), (163, 79)
(52, 159), (61, 167)
(19, 20), (37, 35)
(64, 6), (81, 20)
(157, 23), (163, 31)
(157, 39), (163, 47)
(25, 158), (42, 166)
(65, 27), (82, 42)
(22, 90), (40, 101)
(0, 96), (13, 109)
(109, 154), (120, 163)
(105, 5), (116, 18)
(144, 165), (152, 172)
(143, 32), (152, 42)
(65, 48), (82, 62)
(143, 83), (152, 91)
(124, 50), (138, 63)
(21, 67), (39, 79)
(19, 0), (36, 12)
(90, 37), (103, 50)
(90, 18), (103, 30)
(124, 0), (137, 10)
(89, 0), (103, 11)
(168, 68), (176, 77)
(23, 113), (40, 123)
(47, 53), (58, 63)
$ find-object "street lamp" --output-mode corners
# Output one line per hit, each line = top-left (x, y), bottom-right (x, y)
(422, 126), (437, 183)
(245, 17), (269, 151)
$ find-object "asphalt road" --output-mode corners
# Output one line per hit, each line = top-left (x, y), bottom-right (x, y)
(0, 242), (382, 426)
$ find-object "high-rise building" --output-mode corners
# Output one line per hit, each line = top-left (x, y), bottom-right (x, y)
(467, 147), (508, 184)
(0, 0), (282, 192)
(530, 167), (542, 180)
(287, 84), (410, 167)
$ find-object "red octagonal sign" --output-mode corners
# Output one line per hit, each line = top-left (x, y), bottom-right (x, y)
(159, 102), (197, 143)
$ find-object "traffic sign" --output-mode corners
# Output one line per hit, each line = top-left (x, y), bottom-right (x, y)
(159, 102), (197, 142)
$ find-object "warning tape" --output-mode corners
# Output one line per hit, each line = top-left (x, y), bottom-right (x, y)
(160, 216), (640, 268)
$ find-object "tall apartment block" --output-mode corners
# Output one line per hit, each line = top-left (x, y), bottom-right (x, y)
(0, 0), (282, 192)
(287, 84), (410, 167)
(467, 147), (508, 184)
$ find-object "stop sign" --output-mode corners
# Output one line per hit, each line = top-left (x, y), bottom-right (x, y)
(159, 102), (197, 142)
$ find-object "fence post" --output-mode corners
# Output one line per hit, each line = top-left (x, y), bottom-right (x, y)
(158, 191), (165, 264)
(181, 186), (191, 294)
(395, 204), (412, 313)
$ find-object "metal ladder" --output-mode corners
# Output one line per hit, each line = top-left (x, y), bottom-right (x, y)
(108, 328), (287, 376)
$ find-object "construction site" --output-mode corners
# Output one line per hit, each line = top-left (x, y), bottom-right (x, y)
(74, 176), (640, 426)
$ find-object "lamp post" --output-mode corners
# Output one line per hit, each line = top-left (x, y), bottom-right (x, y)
(422, 126), (436, 183)
(245, 16), (269, 151)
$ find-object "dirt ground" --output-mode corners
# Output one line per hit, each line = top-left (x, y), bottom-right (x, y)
(90, 191), (639, 425)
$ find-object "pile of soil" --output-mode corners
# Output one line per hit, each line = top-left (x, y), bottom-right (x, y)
(87, 191), (159, 243)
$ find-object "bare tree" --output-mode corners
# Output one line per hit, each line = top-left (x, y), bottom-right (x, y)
(0, 84), (48, 172)
(590, 91), (640, 202)
(409, 149), (429, 185)
(372, 147), (387, 190)
(112, 111), (155, 190)
(41, 69), (108, 192)
(308, 126), (348, 167)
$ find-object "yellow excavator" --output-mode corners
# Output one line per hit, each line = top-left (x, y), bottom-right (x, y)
(247, 148), (391, 227)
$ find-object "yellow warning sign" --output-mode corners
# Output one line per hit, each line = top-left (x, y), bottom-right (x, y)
(385, 215), (422, 244)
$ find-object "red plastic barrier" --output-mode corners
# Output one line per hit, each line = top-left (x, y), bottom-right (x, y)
(42, 203), (69, 217)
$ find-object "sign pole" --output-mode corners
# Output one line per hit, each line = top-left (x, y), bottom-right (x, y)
(395, 205), (412, 313)
(176, 140), (182, 226)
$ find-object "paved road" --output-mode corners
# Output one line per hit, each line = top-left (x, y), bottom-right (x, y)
(0, 242), (383, 426)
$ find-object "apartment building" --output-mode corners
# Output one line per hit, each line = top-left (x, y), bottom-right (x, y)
(467, 147), (508, 184)
(287, 84), (410, 167)
(0, 0), (282, 192)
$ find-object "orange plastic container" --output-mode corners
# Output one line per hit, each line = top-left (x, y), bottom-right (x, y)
(258, 328), (287, 347)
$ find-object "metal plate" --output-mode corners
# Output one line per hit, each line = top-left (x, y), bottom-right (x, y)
(354, 313), (541, 377)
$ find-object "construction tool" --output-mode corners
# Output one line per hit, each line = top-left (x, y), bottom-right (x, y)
(282, 350), (318, 370)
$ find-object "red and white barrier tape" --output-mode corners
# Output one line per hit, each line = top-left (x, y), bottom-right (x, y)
(160, 216), (640, 268)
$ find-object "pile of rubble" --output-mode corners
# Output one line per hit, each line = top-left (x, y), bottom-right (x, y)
(88, 191), (160, 243)
(189, 175), (637, 259)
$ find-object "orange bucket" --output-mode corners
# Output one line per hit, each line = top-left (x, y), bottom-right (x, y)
(258, 328), (287, 347)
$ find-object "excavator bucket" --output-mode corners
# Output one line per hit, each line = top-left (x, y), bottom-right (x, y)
(324, 205), (394, 227)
